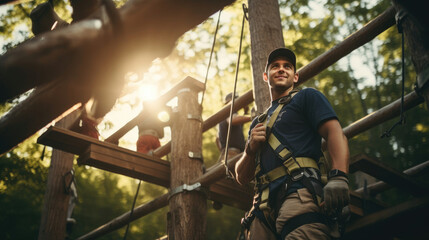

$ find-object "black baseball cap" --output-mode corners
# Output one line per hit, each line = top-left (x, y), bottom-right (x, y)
(265, 48), (296, 72)
(224, 92), (238, 104)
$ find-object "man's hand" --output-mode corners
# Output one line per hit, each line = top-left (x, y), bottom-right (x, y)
(246, 123), (266, 157)
(322, 176), (349, 214)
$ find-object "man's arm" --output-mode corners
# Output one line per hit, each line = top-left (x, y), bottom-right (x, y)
(318, 119), (349, 173)
(318, 118), (350, 212)
(228, 114), (252, 126)
(235, 123), (266, 185)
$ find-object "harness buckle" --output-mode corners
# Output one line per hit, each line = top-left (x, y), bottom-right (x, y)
(258, 174), (270, 185)
(290, 170), (304, 181)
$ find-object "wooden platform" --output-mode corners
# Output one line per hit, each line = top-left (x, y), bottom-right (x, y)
(345, 196), (429, 239)
(350, 153), (429, 196)
(38, 126), (252, 210)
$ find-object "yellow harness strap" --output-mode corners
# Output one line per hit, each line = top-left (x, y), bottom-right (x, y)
(257, 157), (318, 185)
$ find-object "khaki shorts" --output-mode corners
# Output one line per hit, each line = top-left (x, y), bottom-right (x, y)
(248, 188), (331, 240)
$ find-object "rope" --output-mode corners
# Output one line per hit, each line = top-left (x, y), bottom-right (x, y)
(123, 179), (142, 240)
(200, 10), (222, 106)
(381, 10), (407, 138)
(223, 3), (248, 179)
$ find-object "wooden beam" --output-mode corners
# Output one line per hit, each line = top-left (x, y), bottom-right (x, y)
(354, 160), (429, 196)
(37, 126), (253, 210)
(0, 80), (89, 155)
(343, 91), (424, 139)
(105, 76), (205, 144)
(345, 196), (429, 240)
(296, 6), (396, 85)
(349, 154), (429, 196)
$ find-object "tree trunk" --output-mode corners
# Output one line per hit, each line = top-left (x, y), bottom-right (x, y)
(392, 0), (429, 110)
(247, 0), (284, 113)
(38, 112), (78, 240)
(169, 87), (206, 239)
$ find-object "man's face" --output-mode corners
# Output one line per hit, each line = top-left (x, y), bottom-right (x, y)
(264, 57), (298, 92)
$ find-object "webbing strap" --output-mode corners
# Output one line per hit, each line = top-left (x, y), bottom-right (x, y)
(257, 157), (318, 185)
(265, 103), (283, 129)
(268, 134), (292, 160)
(254, 90), (301, 180)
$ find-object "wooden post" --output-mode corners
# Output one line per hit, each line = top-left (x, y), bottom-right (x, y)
(392, 0), (429, 110)
(38, 112), (78, 240)
(168, 87), (206, 239)
(248, 0), (284, 113)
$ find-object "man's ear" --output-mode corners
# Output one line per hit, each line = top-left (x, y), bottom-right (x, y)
(263, 72), (268, 82)
(293, 72), (299, 83)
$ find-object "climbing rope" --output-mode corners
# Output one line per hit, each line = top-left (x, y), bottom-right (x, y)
(200, 9), (222, 106)
(381, 10), (407, 138)
(123, 179), (142, 240)
(223, 3), (248, 178)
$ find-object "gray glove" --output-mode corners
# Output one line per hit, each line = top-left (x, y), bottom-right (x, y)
(323, 176), (349, 213)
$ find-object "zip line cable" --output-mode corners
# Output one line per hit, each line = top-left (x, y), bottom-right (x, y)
(223, 3), (248, 179)
(200, 9), (222, 106)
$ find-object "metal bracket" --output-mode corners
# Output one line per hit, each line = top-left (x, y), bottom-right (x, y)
(188, 151), (203, 160)
(187, 114), (202, 122)
(169, 182), (205, 199)
(177, 88), (191, 95)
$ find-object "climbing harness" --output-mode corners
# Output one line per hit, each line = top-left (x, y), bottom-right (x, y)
(223, 3), (249, 179)
(381, 9), (407, 138)
(241, 90), (335, 239)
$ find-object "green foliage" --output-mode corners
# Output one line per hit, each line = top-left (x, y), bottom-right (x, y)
(0, 149), (47, 240)
(1, 0), (429, 238)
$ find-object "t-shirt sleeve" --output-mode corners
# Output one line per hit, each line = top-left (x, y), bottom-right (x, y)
(302, 88), (338, 131)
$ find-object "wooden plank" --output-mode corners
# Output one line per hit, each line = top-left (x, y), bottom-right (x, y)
(79, 144), (171, 187)
(38, 126), (253, 210)
(38, 125), (99, 155)
(354, 160), (429, 196)
(350, 153), (429, 196)
(345, 196), (429, 240)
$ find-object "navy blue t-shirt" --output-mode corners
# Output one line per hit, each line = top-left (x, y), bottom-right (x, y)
(248, 88), (338, 189)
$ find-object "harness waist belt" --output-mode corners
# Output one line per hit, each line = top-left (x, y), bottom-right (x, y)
(257, 157), (318, 185)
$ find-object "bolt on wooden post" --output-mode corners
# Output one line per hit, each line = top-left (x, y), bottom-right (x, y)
(168, 79), (206, 240)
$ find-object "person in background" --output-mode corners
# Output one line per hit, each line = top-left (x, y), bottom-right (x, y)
(216, 92), (252, 163)
(136, 103), (165, 154)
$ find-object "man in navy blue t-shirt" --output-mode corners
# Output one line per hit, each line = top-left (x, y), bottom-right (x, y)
(236, 48), (350, 240)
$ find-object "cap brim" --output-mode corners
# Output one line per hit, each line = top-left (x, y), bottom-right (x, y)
(266, 48), (296, 71)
